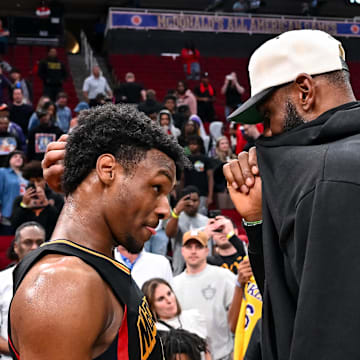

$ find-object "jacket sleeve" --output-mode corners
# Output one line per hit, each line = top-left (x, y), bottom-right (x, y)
(244, 224), (264, 296)
(290, 180), (360, 358)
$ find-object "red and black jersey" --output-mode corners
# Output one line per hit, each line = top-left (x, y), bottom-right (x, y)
(8, 239), (164, 360)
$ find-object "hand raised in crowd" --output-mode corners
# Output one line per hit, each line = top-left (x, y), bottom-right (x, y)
(174, 193), (193, 215)
(237, 257), (253, 287)
(223, 147), (262, 222)
(22, 186), (37, 207)
(205, 215), (234, 237)
(42, 134), (68, 193)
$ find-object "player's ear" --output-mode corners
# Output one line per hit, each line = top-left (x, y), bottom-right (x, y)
(96, 154), (122, 185)
(294, 73), (315, 113)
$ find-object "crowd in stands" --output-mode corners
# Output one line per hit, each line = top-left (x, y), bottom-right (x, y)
(0, 41), (264, 360)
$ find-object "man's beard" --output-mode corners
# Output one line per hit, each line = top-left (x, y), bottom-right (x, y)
(283, 99), (306, 132)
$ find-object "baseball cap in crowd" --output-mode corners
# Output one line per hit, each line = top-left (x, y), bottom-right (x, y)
(228, 29), (348, 124)
(182, 229), (208, 247)
(202, 72), (209, 78)
(74, 101), (90, 113)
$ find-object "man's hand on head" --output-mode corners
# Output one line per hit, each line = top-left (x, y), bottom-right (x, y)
(174, 194), (192, 215)
(223, 147), (262, 222)
(42, 134), (68, 193)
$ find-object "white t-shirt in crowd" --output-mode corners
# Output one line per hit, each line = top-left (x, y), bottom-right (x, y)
(82, 75), (111, 100)
(156, 308), (207, 340)
(0, 265), (15, 360)
(173, 264), (236, 360)
(114, 249), (173, 289)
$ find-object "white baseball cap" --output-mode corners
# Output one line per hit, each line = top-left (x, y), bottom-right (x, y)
(228, 30), (348, 124)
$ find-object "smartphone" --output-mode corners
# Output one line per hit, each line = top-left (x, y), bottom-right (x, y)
(26, 182), (39, 199)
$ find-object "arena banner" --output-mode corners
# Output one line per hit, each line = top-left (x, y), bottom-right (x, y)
(109, 9), (360, 38)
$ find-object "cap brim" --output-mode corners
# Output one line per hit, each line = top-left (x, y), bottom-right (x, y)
(227, 87), (275, 124)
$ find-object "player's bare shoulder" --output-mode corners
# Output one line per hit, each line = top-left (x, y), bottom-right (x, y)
(10, 254), (122, 359)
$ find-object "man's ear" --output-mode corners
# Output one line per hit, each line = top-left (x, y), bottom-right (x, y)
(294, 73), (315, 113)
(96, 154), (121, 185)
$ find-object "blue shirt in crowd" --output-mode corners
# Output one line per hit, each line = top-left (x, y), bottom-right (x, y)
(0, 168), (28, 218)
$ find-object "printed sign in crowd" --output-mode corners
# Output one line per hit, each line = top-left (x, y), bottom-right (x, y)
(109, 9), (360, 38)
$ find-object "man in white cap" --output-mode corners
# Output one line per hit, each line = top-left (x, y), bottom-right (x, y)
(223, 29), (360, 359)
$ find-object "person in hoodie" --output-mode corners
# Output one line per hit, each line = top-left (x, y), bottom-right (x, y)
(224, 29), (360, 360)
(158, 109), (181, 139)
(38, 48), (67, 101)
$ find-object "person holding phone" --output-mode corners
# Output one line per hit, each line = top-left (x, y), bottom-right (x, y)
(220, 72), (245, 118)
(166, 186), (208, 275)
(10, 161), (63, 239)
(205, 215), (246, 274)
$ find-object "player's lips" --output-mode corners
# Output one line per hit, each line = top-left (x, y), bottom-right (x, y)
(145, 226), (157, 235)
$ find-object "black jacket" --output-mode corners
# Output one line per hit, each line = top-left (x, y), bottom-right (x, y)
(252, 101), (360, 360)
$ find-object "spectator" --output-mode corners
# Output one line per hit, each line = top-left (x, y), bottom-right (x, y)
(0, 151), (27, 226)
(11, 161), (64, 239)
(0, 115), (21, 167)
(194, 72), (216, 123)
(0, 221), (45, 360)
(114, 245), (173, 289)
(55, 92), (71, 133)
(0, 66), (11, 105)
(182, 135), (214, 213)
(173, 104), (190, 131)
(176, 80), (197, 116)
(27, 107), (63, 162)
(9, 69), (32, 105)
(178, 119), (200, 153)
(28, 100), (57, 133)
(158, 109), (181, 139)
(82, 65), (112, 107)
(162, 329), (208, 360)
(173, 229), (236, 360)
(163, 94), (177, 117)
(206, 215), (246, 273)
(114, 72), (146, 104)
(180, 41), (201, 81)
(9, 88), (33, 136)
(138, 89), (162, 117)
(235, 123), (263, 154)
(38, 47), (67, 101)
(0, 104), (26, 152)
(165, 186), (208, 275)
(221, 72), (245, 117)
(188, 114), (210, 152)
(229, 257), (262, 360)
(212, 136), (237, 208)
(0, 20), (10, 57)
(142, 278), (210, 359)
(27, 95), (51, 132)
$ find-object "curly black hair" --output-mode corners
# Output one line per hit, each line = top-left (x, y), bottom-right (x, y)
(63, 103), (189, 195)
(163, 328), (207, 360)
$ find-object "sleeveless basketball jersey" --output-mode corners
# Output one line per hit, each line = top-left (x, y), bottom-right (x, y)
(8, 239), (164, 360)
(233, 274), (262, 360)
